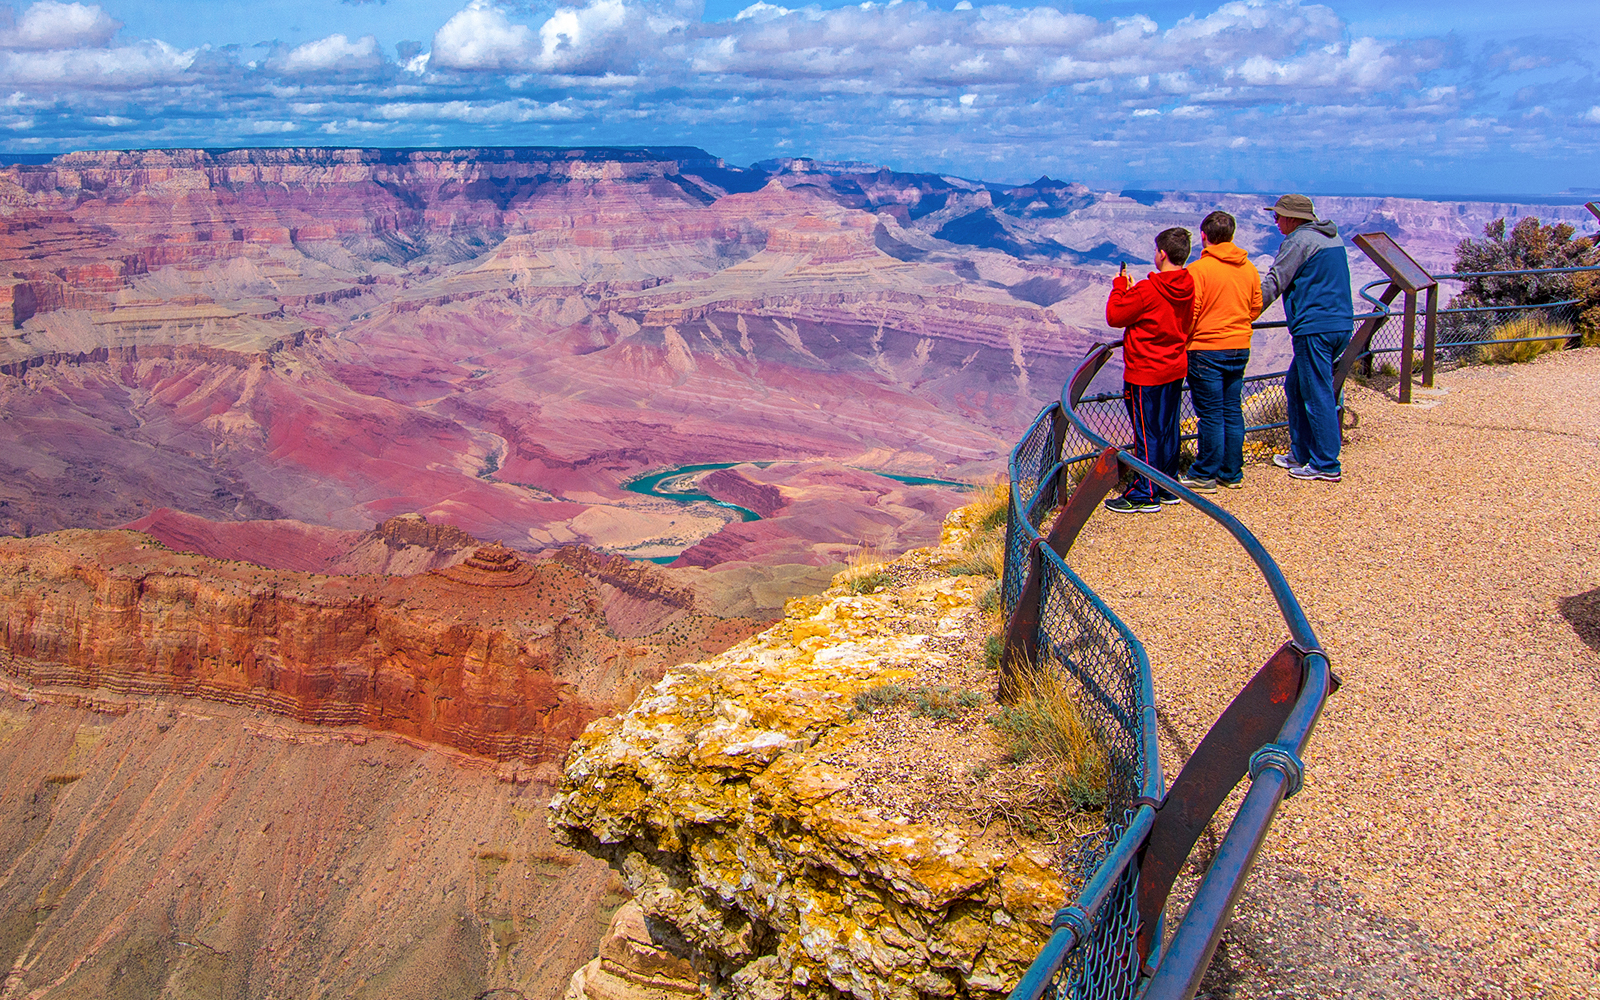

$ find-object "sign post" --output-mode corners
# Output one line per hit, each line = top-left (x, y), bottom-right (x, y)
(1345, 233), (1438, 404)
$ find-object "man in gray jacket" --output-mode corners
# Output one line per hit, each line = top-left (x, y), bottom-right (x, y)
(1259, 193), (1354, 482)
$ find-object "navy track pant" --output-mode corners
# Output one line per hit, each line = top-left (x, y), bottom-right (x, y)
(1121, 378), (1184, 502)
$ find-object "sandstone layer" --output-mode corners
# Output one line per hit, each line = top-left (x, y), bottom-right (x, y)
(551, 511), (1062, 1000)
(564, 902), (702, 1000)
(0, 528), (766, 765)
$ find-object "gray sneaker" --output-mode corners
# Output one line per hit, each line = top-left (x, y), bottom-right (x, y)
(1288, 464), (1341, 483)
(1219, 477), (1244, 489)
(1271, 454), (1296, 469)
(1178, 474), (1218, 493)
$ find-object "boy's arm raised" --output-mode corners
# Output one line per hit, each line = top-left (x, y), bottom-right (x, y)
(1105, 273), (1145, 328)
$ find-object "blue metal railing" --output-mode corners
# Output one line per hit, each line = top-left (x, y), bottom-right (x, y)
(1002, 256), (1588, 998)
(1063, 262), (1594, 475)
(1000, 344), (1336, 1000)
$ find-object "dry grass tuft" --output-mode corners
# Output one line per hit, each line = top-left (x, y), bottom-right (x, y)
(962, 655), (1110, 842)
(947, 532), (1004, 578)
(837, 543), (892, 593)
(988, 662), (1109, 812)
(965, 478), (1010, 533)
(947, 480), (1009, 579)
(1477, 316), (1571, 364)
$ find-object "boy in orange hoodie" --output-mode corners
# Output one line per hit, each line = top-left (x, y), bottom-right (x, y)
(1180, 210), (1263, 492)
(1103, 227), (1195, 513)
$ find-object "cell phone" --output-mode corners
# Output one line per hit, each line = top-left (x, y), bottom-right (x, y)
(1119, 261), (1127, 276)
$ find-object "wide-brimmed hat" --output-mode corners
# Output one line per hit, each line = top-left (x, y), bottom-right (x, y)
(1265, 193), (1316, 220)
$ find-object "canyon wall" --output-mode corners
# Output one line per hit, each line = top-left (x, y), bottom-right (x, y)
(0, 693), (623, 1000)
(0, 529), (764, 765)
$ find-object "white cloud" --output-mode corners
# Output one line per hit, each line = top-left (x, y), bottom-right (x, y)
(430, 0), (674, 75)
(272, 33), (383, 75)
(431, 0), (535, 70)
(0, 39), (192, 86)
(318, 118), (391, 133)
(0, 0), (1588, 196)
(378, 98), (576, 122)
(0, 1), (118, 50)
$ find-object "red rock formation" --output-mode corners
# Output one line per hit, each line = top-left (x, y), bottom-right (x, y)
(0, 530), (768, 763)
(700, 467), (787, 518)
(124, 507), (365, 572)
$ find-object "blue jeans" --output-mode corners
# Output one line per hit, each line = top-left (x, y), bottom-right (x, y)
(1285, 329), (1350, 475)
(1186, 348), (1249, 483)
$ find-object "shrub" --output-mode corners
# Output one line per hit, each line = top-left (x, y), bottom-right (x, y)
(848, 572), (892, 594)
(1451, 217), (1600, 343)
(854, 684), (906, 713)
(987, 663), (1108, 812)
(1477, 316), (1572, 364)
(982, 634), (1004, 673)
(839, 544), (891, 593)
(912, 685), (983, 720)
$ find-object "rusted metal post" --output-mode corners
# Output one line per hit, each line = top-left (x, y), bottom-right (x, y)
(1422, 284), (1439, 388)
(1398, 290), (1416, 404)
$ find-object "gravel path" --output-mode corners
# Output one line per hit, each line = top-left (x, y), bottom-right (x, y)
(1063, 348), (1600, 999)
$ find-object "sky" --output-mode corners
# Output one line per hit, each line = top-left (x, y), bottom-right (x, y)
(0, 0), (1595, 194)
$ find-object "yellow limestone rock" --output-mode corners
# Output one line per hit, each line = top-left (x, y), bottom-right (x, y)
(551, 507), (1064, 1000)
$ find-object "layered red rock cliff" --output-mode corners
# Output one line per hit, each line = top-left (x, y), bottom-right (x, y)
(0, 529), (765, 764)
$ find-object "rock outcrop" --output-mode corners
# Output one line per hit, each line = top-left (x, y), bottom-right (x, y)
(551, 510), (1063, 1000)
(565, 902), (702, 1000)
(0, 529), (769, 764)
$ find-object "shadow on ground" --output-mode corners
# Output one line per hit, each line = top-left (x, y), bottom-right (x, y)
(1559, 588), (1600, 654)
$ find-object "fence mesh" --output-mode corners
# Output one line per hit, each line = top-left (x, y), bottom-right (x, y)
(1002, 403), (1156, 1000)
(1363, 300), (1580, 368)
(1061, 373), (1292, 473)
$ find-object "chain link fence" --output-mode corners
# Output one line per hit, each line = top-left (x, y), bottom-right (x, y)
(1001, 401), (1161, 1000)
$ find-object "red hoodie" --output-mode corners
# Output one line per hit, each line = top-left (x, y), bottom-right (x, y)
(1105, 269), (1195, 386)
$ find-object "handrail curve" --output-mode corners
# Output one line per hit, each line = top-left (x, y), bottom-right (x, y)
(1002, 343), (1337, 1000)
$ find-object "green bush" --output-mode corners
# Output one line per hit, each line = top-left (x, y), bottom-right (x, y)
(1451, 217), (1600, 343)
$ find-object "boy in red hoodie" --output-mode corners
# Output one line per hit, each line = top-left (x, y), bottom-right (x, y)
(1104, 227), (1195, 513)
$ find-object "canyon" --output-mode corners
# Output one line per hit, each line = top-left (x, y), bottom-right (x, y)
(4, 147), (1588, 579)
(0, 520), (763, 999)
(1, 145), (1595, 999)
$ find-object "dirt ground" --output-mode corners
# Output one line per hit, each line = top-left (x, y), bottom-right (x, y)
(1062, 348), (1600, 999)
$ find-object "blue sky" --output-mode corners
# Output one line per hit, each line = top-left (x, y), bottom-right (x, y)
(0, 0), (1595, 194)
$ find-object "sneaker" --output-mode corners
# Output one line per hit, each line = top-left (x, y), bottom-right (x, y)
(1219, 478), (1244, 489)
(1178, 474), (1218, 493)
(1104, 496), (1161, 514)
(1288, 464), (1341, 483)
(1270, 453), (1297, 470)
(1156, 491), (1182, 505)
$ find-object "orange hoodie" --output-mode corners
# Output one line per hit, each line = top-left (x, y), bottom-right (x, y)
(1186, 241), (1262, 351)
